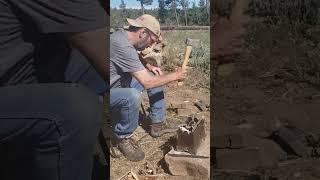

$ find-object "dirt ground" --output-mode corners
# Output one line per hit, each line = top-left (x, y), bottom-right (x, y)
(212, 0), (320, 179)
(110, 34), (210, 179)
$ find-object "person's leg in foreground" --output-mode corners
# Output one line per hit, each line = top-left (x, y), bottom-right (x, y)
(110, 88), (145, 161)
(65, 49), (108, 96)
(0, 84), (103, 180)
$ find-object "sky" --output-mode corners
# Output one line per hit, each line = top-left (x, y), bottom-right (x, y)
(111, 0), (201, 9)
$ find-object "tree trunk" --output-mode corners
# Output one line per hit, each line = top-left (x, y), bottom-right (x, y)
(206, 0), (210, 17)
(184, 7), (188, 26)
(174, 0), (179, 26)
(206, 0), (210, 24)
(174, 8), (179, 26)
(140, 1), (145, 14)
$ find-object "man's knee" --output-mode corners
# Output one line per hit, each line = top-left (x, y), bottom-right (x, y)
(0, 84), (103, 136)
(47, 84), (103, 137)
(110, 88), (142, 111)
(127, 88), (142, 108)
(71, 91), (103, 132)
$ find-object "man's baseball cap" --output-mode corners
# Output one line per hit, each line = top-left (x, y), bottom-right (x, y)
(126, 14), (162, 41)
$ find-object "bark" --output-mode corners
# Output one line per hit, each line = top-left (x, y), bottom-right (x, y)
(140, 1), (145, 14)
(173, 0), (180, 26)
(184, 8), (188, 26)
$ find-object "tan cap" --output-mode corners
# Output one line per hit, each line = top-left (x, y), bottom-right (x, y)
(126, 14), (161, 39)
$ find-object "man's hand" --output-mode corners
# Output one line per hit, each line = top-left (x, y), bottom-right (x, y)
(148, 65), (163, 76)
(175, 67), (187, 81)
(142, 58), (163, 76)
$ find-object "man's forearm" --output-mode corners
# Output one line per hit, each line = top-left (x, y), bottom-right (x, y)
(142, 72), (177, 89)
(67, 28), (109, 81)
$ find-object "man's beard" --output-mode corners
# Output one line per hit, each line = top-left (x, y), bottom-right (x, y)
(134, 36), (149, 51)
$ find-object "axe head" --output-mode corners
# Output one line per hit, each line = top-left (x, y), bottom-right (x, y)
(186, 38), (200, 48)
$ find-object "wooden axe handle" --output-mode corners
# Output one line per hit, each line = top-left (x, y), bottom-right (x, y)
(178, 45), (192, 85)
(181, 45), (193, 70)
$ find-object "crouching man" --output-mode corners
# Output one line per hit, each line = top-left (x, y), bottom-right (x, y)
(110, 14), (187, 161)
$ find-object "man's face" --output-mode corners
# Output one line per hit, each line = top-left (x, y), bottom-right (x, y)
(135, 28), (158, 51)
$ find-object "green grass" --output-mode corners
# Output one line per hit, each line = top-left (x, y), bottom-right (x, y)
(162, 30), (210, 71)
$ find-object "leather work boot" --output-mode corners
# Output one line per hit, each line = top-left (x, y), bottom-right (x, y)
(117, 137), (145, 162)
(149, 121), (177, 138)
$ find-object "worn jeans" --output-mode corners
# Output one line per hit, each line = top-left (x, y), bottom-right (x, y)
(110, 78), (166, 139)
(65, 50), (109, 95)
(0, 83), (103, 180)
(65, 49), (166, 139)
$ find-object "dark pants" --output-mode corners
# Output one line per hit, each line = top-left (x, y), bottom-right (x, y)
(0, 83), (103, 180)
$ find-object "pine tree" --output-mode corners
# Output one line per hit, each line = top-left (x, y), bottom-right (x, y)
(158, 0), (167, 23)
(137, 0), (153, 14)
(165, 0), (180, 26)
(198, 0), (207, 25)
(179, 0), (189, 26)
(119, 0), (127, 15)
(189, 2), (198, 25)
(199, 0), (205, 7)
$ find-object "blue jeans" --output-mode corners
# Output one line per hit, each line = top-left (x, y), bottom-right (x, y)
(110, 78), (166, 139)
(65, 49), (166, 139)
(65, 50), (108, 95)
(0, 84), (103, 180)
